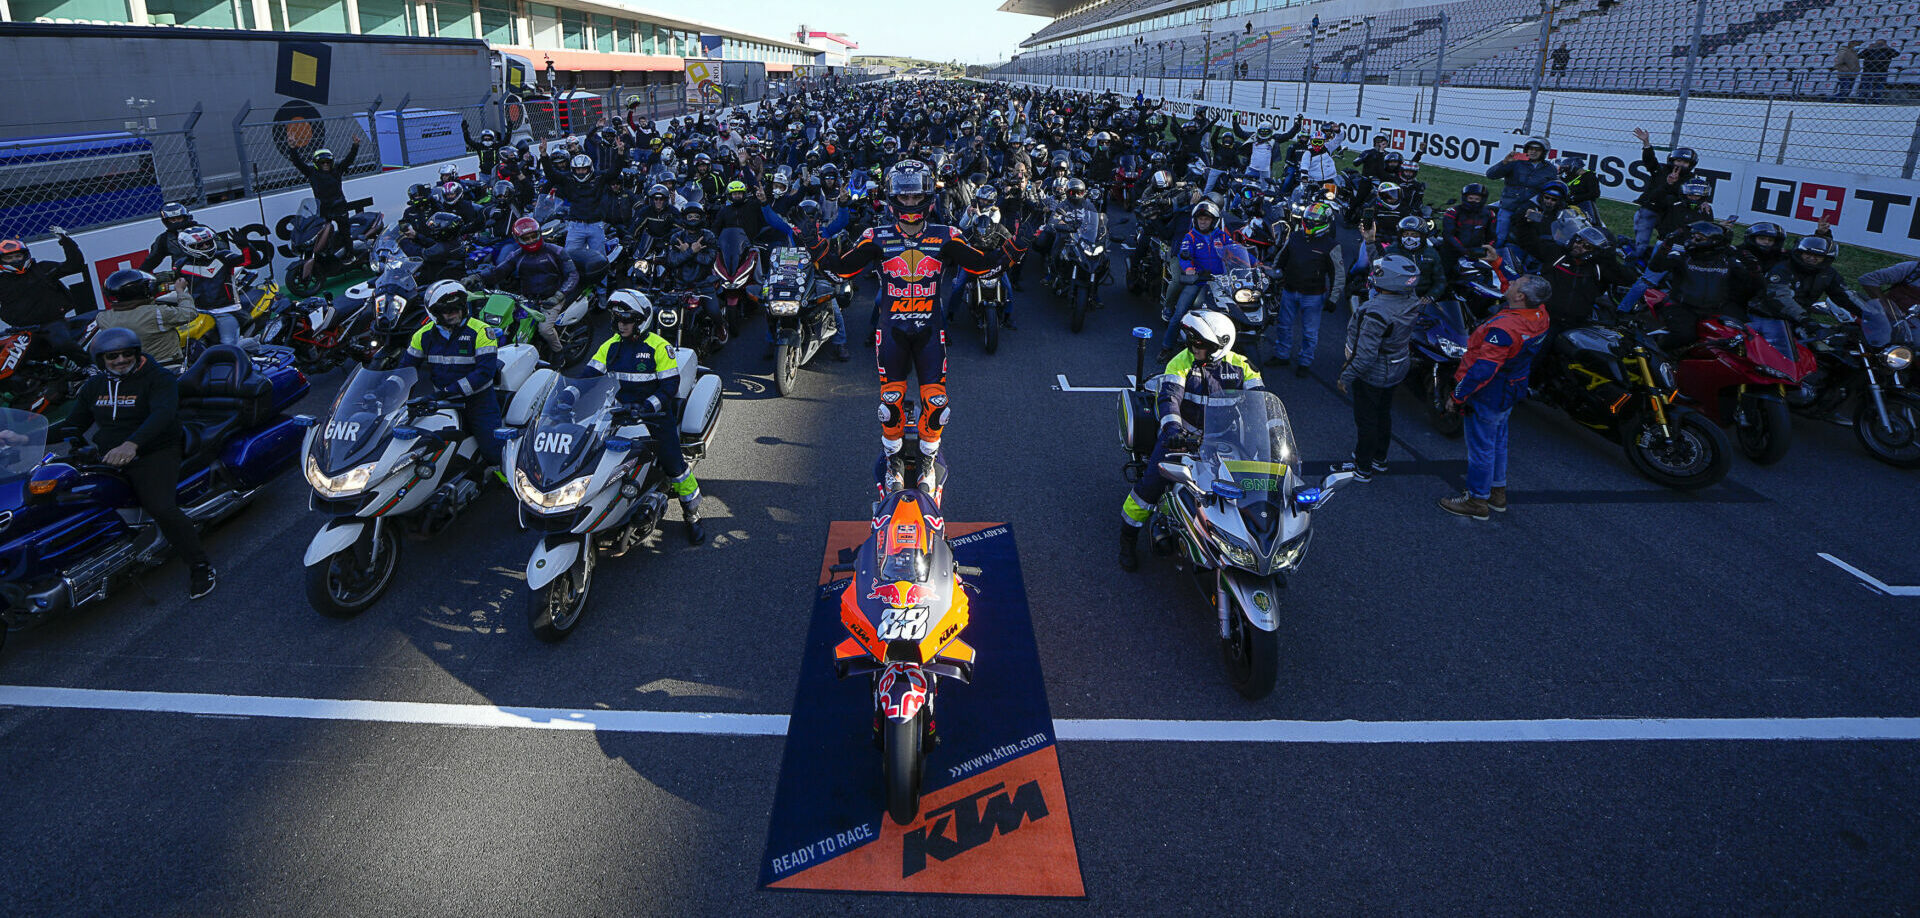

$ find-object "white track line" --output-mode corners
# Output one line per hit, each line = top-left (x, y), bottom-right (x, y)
(1819, 552), (1920, 597)
(5, 686), (1920, 743)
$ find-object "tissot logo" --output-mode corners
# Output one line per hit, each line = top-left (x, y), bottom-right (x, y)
(901, 780), (1049, 877)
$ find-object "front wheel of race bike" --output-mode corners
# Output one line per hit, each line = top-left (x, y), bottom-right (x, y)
(884, 709), (927, 826)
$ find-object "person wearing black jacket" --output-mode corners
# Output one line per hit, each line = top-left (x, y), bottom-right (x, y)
(284, 139), (361, 256)
(1536, 227), (1637, 332)
(138, 203), (198, 271)
(540, 143), (620, 276)
(0, 230), (88, 360)
(46, 327), (215, 599)
(461, 124), (507, 176)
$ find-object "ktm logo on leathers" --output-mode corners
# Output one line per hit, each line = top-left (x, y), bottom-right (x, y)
(901, 780), (1049, 877)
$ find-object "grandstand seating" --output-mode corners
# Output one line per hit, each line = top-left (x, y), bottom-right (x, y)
(1008, 0), (1918, 100)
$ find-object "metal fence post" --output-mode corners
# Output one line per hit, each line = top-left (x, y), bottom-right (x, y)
(1775, 110), (1793, 165)
(1301, 20), (1317, 111)
(1431, 12), (1447, 124)
(231, 99), (255, 199)
(364, 95), (384, 170)
(1522, 0), (1553, 135)
(1261, 27), (1274, 108)
(1904, 116), (1920, 179)
(182, 103), (207, 206)
(1758, 95), (1774, 161)
(1670, 0), (1708, 148)
(393, 92), (412, 167)
(1355, 17), (1374, 117)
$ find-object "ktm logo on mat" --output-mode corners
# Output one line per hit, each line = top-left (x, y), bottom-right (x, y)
(901, 780), (1048, 877)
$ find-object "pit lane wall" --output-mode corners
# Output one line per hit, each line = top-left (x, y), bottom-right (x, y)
(55, 102), (762, 311)
(993, 77), (1920, 260)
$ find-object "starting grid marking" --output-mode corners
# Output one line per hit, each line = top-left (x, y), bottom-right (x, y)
(5, 685), (1920, 744)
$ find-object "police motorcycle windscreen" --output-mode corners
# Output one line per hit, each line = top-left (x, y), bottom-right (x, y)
(311, 367), (419, 477)
(517, 377), (619, 492)
(1194, 390), (1302, 565)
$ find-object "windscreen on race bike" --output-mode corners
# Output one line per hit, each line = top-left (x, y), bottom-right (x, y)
(518, 376), (618, 490)
(311, 367), (418, 475)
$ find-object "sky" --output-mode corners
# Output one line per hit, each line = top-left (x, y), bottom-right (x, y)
(629, 0), (1046, 64)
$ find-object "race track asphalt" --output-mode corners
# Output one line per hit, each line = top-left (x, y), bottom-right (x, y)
(2, 212), (1917, 916)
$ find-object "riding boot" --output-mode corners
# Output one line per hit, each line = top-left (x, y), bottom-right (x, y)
(681, 496), (706, 544)
(1118, 523), (1140, 571)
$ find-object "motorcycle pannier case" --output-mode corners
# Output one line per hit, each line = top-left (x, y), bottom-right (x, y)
(1117, 389), (1155, 457)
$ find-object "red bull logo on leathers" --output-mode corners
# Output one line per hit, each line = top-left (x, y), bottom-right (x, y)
(881, 249), (943, 282)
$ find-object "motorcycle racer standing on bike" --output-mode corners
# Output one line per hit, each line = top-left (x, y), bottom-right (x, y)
(820, 160), (1002, 491)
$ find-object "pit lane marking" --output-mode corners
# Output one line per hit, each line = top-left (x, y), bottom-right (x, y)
(4, 685), (1919, 743)
(1055, 374), (1137, 392)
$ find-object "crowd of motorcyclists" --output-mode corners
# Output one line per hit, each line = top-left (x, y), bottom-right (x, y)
(0, 75), (1914, 625)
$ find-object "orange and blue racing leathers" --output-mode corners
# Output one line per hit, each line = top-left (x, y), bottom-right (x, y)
(821, 221), (1000, 456)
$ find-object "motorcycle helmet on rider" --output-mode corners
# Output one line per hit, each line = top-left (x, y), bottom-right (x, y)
(512, 216), (544, 253)
(607, 289), (656, 337)
(1179, 310), (1236, 366)
(424, 279), (471, 328)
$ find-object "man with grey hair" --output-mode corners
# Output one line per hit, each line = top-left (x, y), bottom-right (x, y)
(1441, 274), (1553, 519)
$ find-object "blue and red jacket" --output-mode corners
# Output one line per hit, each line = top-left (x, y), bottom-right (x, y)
(1177, 225), (1231, 276)
(1452, 304), (1550, 411)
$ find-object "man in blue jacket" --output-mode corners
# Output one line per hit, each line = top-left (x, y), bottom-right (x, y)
(1158, 201), (1232, 362)
(1484, 137), (1557, 247)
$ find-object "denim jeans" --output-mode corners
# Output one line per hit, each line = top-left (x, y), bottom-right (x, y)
(212, 312), (244, 347)
(565, 220), (608, 276)
(1464, 402), (1513, 499)
(1494, 206), (1517, 246)
(1619, 268), (1667, 313)
(1632, 207), (1661, 251)
(1270, 289), (1324, 364)
(1161, 275), (1206, 349)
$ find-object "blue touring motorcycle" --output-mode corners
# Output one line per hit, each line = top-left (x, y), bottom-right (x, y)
(0, 345), (310, 654)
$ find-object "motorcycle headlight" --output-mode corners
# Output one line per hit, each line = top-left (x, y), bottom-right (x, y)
(306, 455), (376, 497)
(1882, 345), (1912, 370)
(1212, 530), (1261, 571)
(1440, 339), (1467, 359)
(1271, 531), (1311, 571)
(769, 299), (800, 316)
(514, 467), (591, 510)
(633, 258), (652, 274)
(1656, 361), (1678, 388)
(1233, 288), (1256, 304)
(1085, 244), (1104, 257)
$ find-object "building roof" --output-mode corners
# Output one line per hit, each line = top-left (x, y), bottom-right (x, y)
(804, 31), (859, 49)
(555, 0), (821, 53)
(997, 0), (1083, 17)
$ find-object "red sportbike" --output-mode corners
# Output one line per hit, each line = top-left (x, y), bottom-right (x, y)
(1675, 314), (1818, 465)
(1111, 161), (1142, 211)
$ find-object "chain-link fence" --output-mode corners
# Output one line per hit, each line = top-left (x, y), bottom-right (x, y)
(2, 79), (733, 241)
(0, 107), (205, 241)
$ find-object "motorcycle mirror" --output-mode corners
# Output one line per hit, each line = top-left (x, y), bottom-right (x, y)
(493, 427), (520, 442)
(1320, 470), (1355, 492)
(1157, 460), (1197, 490)
(393, 426), (423, 441)
(291, 414), (317, 428)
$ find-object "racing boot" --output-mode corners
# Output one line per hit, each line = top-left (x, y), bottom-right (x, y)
(882, 453), (907, 495)
(1118, 523), (1140, 572)
(680, 495), (706, 545)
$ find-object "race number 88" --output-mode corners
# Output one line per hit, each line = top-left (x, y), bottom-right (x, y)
(878, 607), (930, 641)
